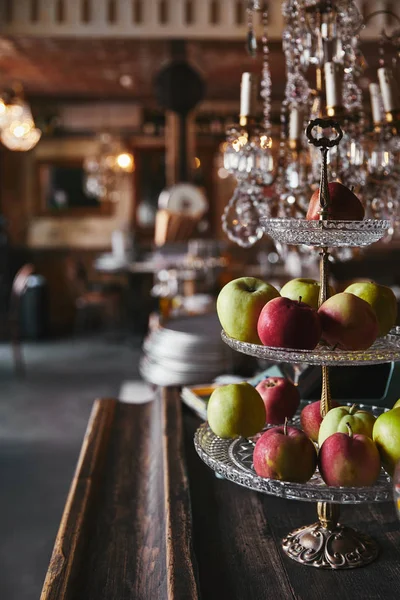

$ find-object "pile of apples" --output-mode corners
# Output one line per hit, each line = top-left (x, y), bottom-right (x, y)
(217, 275), (398, 352)
(207, 378), (400, 487)
(209, 182), (400, 486)
(217, 181), (398, 351)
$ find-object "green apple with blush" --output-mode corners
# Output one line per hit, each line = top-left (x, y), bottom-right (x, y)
(344, 281), (397, 337)
(217, 277), (280, 344)
(280, 278), (336, 310)
(318, 292), (379, 350)
(318, 403), (376, 447)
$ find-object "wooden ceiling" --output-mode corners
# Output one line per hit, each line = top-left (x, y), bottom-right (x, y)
(0, 35), (392, 108)
(0, 36), (286, 104)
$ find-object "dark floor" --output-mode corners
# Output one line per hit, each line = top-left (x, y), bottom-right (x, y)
(0, 336), (145, 600)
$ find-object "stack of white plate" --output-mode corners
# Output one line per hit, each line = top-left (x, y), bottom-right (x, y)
(140, 313), (233, 386)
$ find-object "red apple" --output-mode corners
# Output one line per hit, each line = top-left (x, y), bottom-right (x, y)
(319, 424), (381, 487)
(257, 296), (321, 350)
(318, 292), (379, 350)
(306, 181), (365, 221)
(300, 400), (341, 442)
(253, 423), (317, 482)
(256, 377), (300, 425)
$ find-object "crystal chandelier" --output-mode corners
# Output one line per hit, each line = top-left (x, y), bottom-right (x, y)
(0, 87), (41, 152)
(83, 132), (135, 202)
(222, 2), (275, 248)
(222, 1), (400, 255)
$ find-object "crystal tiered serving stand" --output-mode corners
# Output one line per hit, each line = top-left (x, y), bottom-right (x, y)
(194, 119), (400, 570)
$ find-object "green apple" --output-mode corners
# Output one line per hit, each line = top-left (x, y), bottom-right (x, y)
(217, 277), (280, 344)
(393, 399), (400, 409)
(372, 407), (400, 475)
(344, 281), (397, 337)
(280, 278), (335, 310)
(207, 382), (266, 439)
(318, 403), (376, 447)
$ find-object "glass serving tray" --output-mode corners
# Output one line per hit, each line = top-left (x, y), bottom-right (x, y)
(194, 402), (392, 504)
(260, 218), (390, 247)
(221, 327), (400, 366)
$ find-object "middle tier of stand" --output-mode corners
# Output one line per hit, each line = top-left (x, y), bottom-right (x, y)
(222, 327), (400, 366)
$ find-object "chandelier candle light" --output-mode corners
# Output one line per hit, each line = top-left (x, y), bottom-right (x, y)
(0, 87), (41, 152)
(84, 133), (134, 203)
(222, 2), (275, 248)
(224, 1), (400, 256)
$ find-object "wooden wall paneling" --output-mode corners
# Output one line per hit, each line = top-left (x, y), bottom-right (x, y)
(165, 111), (196, 187)
(0, 148), (32, 245)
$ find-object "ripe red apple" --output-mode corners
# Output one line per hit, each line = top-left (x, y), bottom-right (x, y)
(257, 296), (321, 350)
(319, 424), (381, 487)
(253, 423), (317, 482)
(300, 400), (341, 442)
(256, 377), (300, 425)
(306, 181), (365, 221)
(318, 292), (379, 350)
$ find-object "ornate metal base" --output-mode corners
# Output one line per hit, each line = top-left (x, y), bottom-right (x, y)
(282, 522), (379, 569)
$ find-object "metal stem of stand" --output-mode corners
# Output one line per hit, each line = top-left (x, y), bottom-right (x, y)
(282, 118), (379, 569)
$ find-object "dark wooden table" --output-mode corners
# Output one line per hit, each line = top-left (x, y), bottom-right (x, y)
(41, 388), (400, 600)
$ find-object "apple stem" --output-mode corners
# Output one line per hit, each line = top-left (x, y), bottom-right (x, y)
(349, 403), (358, 415)
(284, 417), (288, 436)
(351, 185), (355, 193)
(298, 296), (302, 304)
(345, 422), (353, 438)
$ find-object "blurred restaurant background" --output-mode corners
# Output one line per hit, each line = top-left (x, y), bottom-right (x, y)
(1, 1), (400, 598)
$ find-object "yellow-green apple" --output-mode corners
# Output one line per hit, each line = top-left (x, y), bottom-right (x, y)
(255, 377), (300, 425)
(306, 181), (365, 221)
(318, 292), (379, 350)
(372, 407), (400, 475)
(300, 399), (341, 442)
(217, 277), (280, 344)
(344, 281), (397, 337)
(207, 382), (265, 439)
(257, 297), (321, 350)
(393, 399), (400, 409)
(280, 278), (336, 310)
(318, 403), (376, 447)
(253, 422), (317, 482)
(319, 424), (381, 487)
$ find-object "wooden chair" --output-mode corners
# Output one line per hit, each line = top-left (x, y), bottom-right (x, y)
(65, 257), (124, 335)
(9, 263), (35, 376)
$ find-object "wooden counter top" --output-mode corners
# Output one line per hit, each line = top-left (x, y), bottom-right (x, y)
(41, 389), (400, 600)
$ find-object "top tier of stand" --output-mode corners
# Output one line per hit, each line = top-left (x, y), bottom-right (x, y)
(260, 218), (390, 247)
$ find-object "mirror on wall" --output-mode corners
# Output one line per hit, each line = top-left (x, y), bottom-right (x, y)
(36, 159), (112, 216)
